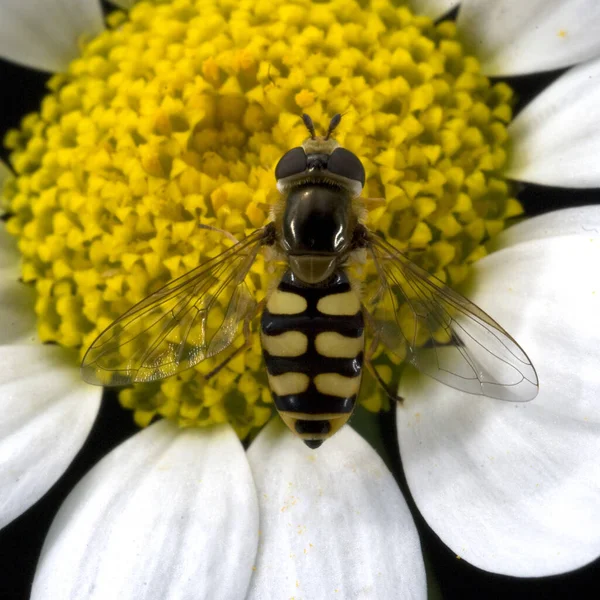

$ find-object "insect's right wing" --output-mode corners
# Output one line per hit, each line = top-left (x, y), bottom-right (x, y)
(361, 231), (539, 402)
(81, 227), (270, 386)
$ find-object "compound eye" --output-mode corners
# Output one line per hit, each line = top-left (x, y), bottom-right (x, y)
(275, 147), (307, 180)
(327, 148), (365, 186)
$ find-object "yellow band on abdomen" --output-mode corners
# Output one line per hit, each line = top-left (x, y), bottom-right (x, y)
(268, 372), (310, 395)
(315, 331), (363, 358)
(316, 291), (361, 316)
(266, 290), (307, 314)
(261, 330), (308, 357)
(314, 373), (361, 397)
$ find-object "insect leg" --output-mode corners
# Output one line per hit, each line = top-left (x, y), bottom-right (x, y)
(363, 308), (405, 404)
(203, 299), (266, 381)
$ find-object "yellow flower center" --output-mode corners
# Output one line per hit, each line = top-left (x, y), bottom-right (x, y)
(3, 0), (520, 439)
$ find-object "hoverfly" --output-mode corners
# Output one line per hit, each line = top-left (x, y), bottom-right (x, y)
(82, 113), (539, 448)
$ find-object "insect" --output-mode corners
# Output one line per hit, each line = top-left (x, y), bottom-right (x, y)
(82, 113), (539, 448)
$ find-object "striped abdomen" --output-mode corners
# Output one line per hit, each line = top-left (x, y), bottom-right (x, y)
(260, 269), (364, 448)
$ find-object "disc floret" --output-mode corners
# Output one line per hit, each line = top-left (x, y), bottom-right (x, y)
(3, 0), (518, 436)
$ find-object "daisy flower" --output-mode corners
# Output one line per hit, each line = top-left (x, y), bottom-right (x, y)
(1, 0), (599, 597)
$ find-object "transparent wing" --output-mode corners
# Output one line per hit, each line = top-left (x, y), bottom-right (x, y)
(363, 231), (539, 401)
(81, 228), (269, 386)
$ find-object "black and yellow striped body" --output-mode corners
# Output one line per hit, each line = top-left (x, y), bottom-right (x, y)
(260, 269), (364, 448)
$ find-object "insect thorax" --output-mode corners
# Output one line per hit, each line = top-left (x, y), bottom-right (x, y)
(278, 184), (356, 283)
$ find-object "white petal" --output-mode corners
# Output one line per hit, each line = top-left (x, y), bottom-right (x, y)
(0, 345), (101, 528)
(409, 0), (459, 19)
(0, 221), (36, 344)
(490, 206), (600, 252)
(469, 236), (600, 423)
(458, 0), (600, 76)
(0, 221), (37, 344)
(32, 421), (258, 600)
(0, 159), (11, 210)
(107, 0), (135, 8)
(398, 235), (600, 575)
(0, 264), (37, 345)
(506, 57), (600, 187)
(0, 221), (38, 344)
(0, 159), (10, 180)
(398, 383), (600, 576)
(247, 419), (426, 599)
(0, 0), (104, 72)
(0, 222), (20, 272)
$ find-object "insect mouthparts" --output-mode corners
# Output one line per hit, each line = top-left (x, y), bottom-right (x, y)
(306, 154), (329, 170)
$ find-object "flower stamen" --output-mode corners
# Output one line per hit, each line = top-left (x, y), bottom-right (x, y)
(3, 0), (519, 436)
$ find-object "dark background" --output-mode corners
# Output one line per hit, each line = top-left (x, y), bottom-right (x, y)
(1, 6), (600, 599)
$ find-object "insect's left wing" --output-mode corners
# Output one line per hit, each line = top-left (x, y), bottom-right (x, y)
(81, 227), (270, 386)
(362, 231), (539, 401)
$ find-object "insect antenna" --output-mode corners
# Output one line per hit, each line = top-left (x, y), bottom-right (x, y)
(301, 113), (316, 139)
(325, 113), (342, 139)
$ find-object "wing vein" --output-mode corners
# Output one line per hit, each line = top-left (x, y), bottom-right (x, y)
(361, 231), (539, 401)
(81, 228), (268, 386)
